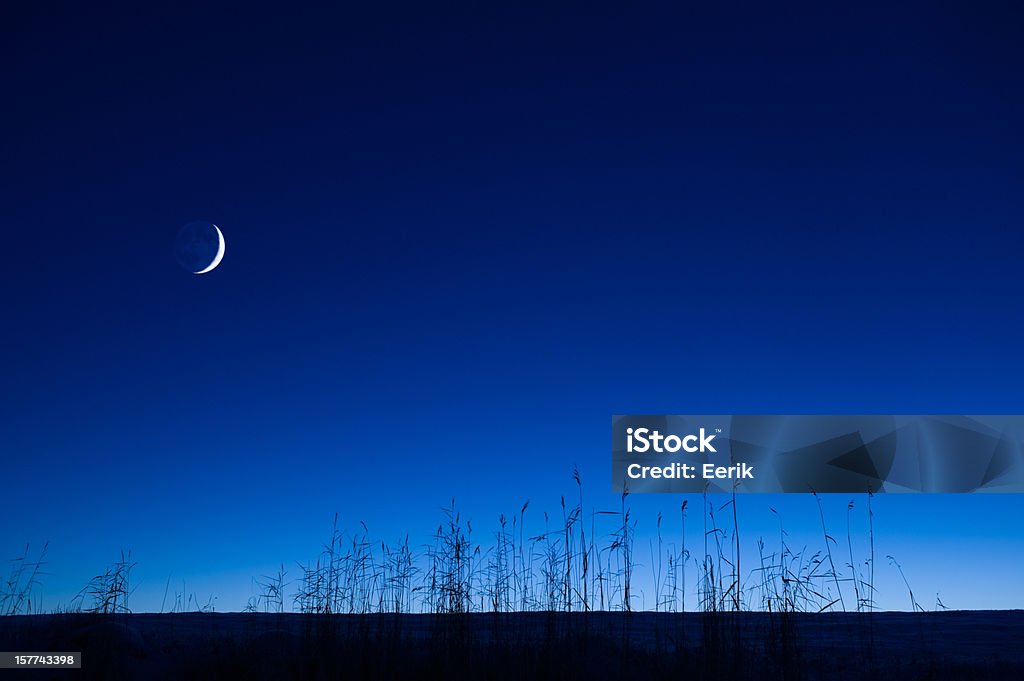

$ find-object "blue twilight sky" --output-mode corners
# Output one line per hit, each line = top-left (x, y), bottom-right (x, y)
(2, 1), (1023, 612)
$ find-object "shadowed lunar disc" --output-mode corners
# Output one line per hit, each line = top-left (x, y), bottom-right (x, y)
(175, 222), (225, 274)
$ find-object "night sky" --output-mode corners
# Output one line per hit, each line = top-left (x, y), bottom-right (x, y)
(3, 1), (1023, 611)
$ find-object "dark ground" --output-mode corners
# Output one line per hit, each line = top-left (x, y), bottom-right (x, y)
(1, 610), (1021, 680)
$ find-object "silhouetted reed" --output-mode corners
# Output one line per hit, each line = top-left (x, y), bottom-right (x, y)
(1, 542), (48, 616)
(7, 471), (927, 620)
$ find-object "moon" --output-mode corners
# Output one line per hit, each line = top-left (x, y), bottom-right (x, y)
(175, 222), (226, 274)
(195, 225), (226, 274)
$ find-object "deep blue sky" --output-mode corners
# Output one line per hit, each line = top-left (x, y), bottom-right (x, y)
(2, 1), (1023, 611)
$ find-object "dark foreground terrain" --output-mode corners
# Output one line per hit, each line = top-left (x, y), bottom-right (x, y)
(2, 610), (1021, 680)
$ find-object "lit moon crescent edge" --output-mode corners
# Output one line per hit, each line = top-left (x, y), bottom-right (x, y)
(195, 224), (226, 274)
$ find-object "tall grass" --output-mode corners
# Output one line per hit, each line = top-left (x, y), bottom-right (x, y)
(1, 543), (48, 616)
(9, 473), (923, 617)
(275, 475), (893, 616)
(71, 551), (136, 615)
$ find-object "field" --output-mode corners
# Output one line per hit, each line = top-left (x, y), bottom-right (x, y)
(2, 610), (1023, 679)
(4, 489), (1021, 679)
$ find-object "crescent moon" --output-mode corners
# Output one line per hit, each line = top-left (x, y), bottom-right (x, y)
(194, 224), (225, 274)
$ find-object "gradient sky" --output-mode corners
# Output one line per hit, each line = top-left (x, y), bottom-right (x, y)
(3, 1), (1023, 612)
